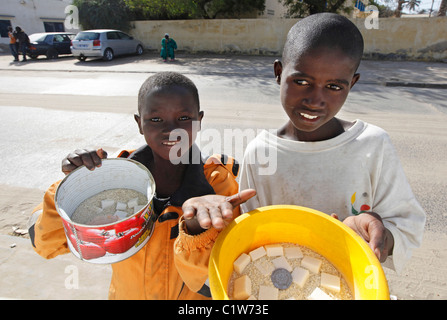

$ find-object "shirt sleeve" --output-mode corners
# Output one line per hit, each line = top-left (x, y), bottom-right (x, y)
(239, 139), (264, 214)
(372, 134), (426, 274)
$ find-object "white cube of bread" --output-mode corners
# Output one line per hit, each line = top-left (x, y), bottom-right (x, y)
(284, 246), (303, 259)
(233, 253), (251, 274)
(233, 275), (252, 300)
(265, 244), (284, 257)
(308, 287), (333, 300)
(127, 197), (139, 208)
(258, 285), (278, 300)
(101, 199), (115, 209)
(116, 202), (127, 211)
(320, 272), (341, 293)
(291, 267), (310, 288)
(271, 256), (293, 272)
(254, 259), (275, 276)
(249, 246), (266, 261)
(301, 256), (322, 274)
(114, 210), (128, 220)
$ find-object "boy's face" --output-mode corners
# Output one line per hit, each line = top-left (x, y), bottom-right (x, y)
(274, 47), (360, 141)
(135, 85), (203, 162)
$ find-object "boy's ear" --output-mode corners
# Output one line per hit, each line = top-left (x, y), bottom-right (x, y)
(134, 114), (143, 135)
(274, 59), (283, 85)
(351, 73), (360, 89)
(197, 111), (204, 131)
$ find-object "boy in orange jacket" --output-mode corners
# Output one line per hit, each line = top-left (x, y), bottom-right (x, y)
(29, 72), (253, 299)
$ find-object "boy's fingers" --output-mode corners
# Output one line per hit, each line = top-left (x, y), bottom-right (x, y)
(209, 207), (226, 229)
(225, 189), (257, 208)
(76, 149), (103, 170)
(182, 205), (196, 220)
(219, 201), (234, 220)
(96, 148), (107, 159)
(61, 161), (77, 175)
(61, 152), (85, 175)
(195, 206), (212, 229)
(62, 149), (106, 175)
(82, 149), (103, 170)
(368, 221), (386, 261)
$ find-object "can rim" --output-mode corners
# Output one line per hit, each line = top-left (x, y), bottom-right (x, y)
(55, 158), (156, 228)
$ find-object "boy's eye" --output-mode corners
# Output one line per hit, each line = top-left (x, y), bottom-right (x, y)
(150, 117), (162, 122)
(294, 80), (310, 86)
(327, 84), (342, 91)
(178, 116), (191, 121)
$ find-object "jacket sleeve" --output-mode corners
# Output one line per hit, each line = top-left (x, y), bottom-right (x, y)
(29, 149), (135, 259)
(29, 181), (70, 259)
(173, 155), (240, 295)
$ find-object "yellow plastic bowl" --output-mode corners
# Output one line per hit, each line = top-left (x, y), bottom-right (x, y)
(209, 205), (389, 300)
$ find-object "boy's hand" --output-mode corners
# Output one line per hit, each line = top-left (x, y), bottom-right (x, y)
(62, 148), (107, 175)
(342, 212), (394, 262)
(182, 189), (257, 235)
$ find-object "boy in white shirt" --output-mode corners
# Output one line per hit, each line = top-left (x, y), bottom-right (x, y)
(181, 13), (425, 274)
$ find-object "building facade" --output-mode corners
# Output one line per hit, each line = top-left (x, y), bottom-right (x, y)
(0, 0), (79, 46)
(259, 0), (289, 18)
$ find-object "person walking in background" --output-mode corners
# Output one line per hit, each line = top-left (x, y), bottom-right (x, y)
(161, 33), (177, 62)
(15, 26), (30, 62)
(7, 26), (19, 62)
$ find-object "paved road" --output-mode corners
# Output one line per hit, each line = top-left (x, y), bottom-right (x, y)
(0, 53), (446, 299)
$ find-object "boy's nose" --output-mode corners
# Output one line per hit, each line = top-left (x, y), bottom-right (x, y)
(302, 88), (325, 109)
(162, 124), (185, 139)
(161, 120), (178, 132)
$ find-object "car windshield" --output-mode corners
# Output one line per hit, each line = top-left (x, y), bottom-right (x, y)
(29, 34), (47, 42)
(75, 32), (100, 41)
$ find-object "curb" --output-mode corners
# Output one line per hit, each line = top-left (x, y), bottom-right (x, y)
(384, 82), (447, 89)
(2, 67), (444, 89)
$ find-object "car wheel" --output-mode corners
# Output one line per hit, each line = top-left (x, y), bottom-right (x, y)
(29, 54), (39, 59)
(103, 48), (114, 61)
(136, 45), (144, 55)
(46, 48), (58, 59)
(77, 56), (87, 62)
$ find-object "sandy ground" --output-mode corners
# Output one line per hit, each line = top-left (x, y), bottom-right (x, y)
(0, 53), (446, 300)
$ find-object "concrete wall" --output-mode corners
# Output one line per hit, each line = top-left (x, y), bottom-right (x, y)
(132, 17), (447, 61)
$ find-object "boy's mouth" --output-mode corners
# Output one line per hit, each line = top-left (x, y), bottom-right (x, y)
(162, 140), (180, 146)
(300, 113), (319, 120)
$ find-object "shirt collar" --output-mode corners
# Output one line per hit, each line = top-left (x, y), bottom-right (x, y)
(129, 144), (215, 206)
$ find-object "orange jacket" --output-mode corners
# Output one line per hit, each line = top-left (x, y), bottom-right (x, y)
(29, 146), (240, 300)
(8, 32), (16, 44)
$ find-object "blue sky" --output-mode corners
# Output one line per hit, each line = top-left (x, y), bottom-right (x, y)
(378, 0), (443, 13)
(409, 0), (442, 12)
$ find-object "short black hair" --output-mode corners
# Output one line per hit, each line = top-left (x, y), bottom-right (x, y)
(283, 13), (364, 71)
(138, 72), (200, 114)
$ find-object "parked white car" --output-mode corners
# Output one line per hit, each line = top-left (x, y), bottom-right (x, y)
(71, 29), (144, 61)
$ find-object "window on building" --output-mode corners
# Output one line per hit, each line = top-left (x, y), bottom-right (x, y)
(0, 19), (13, 38)
(44, 21), (65, 32)
(355, 0), (366, 11)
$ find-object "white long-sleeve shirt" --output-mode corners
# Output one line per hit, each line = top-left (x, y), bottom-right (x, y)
(239, 119), (426, 273)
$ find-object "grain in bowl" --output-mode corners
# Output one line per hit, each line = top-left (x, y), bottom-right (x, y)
(71, 188), (148, 225)
(229, 242), (353, 300)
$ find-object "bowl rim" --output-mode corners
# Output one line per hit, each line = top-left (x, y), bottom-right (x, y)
(209, 204), (390, 300)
